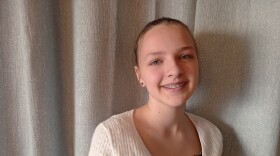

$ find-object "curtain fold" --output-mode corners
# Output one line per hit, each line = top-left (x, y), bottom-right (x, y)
(1, 0), (68, 155)
(73, 0), (118, 155)
(190, 0), (280, 155)
(1, 0), (280, 156)
(55, 0), (74, 155)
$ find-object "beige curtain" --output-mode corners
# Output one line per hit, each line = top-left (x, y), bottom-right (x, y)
(1, 0), (279, 155)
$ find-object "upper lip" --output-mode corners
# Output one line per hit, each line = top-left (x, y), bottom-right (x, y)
(161, 81), (187, 87)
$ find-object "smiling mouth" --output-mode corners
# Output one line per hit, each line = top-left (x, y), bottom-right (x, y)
(162, 82), (186, 89)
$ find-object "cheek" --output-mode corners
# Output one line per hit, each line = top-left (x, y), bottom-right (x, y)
(195, 63), (199, 77)
(190, 61), (199, 72)
(192, 64), (199, 77)
(142, 69), (163, 85)
(192, 65), (200, 84)
(184, 63), (199, 78)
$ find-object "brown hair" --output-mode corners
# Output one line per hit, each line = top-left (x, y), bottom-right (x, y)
(134, 17), (198, 66)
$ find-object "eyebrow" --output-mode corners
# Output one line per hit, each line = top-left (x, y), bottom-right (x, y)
(178, 46), (195, 52)
(144, 46), (195, 59)
(144, 51), (164, 59)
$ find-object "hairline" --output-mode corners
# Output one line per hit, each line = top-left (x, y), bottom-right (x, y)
(135, 22), (198, 67)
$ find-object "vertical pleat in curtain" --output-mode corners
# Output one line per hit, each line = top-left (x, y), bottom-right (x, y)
(189, 1), (280, 155)
(1, 0), (280, 156)
(1, 0), (71, 155)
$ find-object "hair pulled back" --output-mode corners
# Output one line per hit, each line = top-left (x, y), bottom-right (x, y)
(134, 17), (197, 66)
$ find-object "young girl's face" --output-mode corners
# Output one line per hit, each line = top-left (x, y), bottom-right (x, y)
(135, 24), (199, 107)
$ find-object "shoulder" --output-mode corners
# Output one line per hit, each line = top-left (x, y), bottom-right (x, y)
(89, 110), (150, 156)
(88, 121), (112, 155)
(101, 110), (134, 133)
(97, 110), (135, 143)
(186, 113), (223, 156)
(88, 110), (134, 156)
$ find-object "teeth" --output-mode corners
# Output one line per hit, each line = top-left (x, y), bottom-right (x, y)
(164, 83), (184, 89)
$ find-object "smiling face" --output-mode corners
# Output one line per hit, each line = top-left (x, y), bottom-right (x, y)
(135, 23), (199, 108)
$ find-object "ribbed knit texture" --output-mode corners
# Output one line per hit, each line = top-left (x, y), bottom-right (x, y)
(88, 110), (223, 156)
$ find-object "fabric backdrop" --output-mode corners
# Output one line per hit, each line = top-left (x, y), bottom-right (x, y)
(1, 0), (279, 155)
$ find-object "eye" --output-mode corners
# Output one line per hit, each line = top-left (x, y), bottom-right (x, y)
(149, 59), (162, 65)
(180, 54), (194, 60)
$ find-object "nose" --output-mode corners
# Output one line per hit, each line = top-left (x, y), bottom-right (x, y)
(166, 59), (183, 78)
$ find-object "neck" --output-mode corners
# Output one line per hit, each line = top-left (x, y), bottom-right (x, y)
(143, 99), (187, 136)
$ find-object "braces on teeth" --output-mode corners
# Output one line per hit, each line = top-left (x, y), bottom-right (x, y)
(164, 83), (184, 88)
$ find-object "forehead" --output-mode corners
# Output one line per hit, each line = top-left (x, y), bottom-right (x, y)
(139, 23), (194, 53)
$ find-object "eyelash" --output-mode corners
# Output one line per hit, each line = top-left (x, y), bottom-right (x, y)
(180, 54), (194, 60)
(149, 59), (162, 65)
(148, 54), (194, 65)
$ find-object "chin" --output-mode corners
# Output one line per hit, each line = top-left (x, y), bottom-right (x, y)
(164, 99), (188, 108)
(149, 92), (191, 108)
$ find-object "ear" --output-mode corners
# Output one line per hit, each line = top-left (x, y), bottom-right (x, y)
(134, 66), (144, 86)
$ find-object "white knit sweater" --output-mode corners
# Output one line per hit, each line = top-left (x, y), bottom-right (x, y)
(89, 110), (223, 156)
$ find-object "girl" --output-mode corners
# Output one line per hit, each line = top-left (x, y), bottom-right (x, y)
(89, 17), (223, 156)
